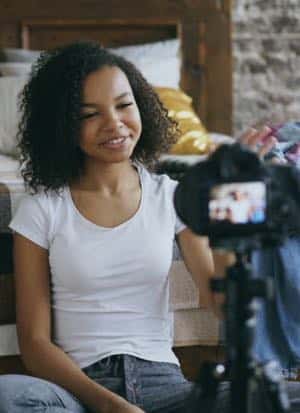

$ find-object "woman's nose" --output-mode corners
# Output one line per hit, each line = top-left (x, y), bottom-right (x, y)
(102, 111), (124, 132)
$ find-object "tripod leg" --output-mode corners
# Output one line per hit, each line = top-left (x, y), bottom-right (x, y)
(213, 381), (231, 413)
(185, 362), (224, 413)
(285, 382), (300, 413)
(263, 361), (290, 413)
(248, 362), (291, 413)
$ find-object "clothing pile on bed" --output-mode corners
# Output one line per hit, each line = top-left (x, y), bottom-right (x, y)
(265, 122), (300, 167)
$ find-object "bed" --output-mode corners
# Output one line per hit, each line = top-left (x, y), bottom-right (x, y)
(0, 0), (232, 380)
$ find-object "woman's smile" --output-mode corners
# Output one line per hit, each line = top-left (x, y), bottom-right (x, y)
(100, 135), (130, 150)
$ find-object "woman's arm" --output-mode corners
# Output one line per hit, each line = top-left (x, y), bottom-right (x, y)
(14, 233), (144, 413)
(176, 228), (235, 316)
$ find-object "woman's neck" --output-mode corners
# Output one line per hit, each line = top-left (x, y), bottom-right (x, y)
(71, 160), (139, 195)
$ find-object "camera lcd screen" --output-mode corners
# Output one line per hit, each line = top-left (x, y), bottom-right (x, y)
(209, 182), (266, 225)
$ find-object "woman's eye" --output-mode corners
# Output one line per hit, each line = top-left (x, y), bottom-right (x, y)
(80, 112), (99, 120)
(117, 102), (133, 109)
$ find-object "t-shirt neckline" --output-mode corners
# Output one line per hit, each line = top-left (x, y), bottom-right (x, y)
(66, 164), (144, 231)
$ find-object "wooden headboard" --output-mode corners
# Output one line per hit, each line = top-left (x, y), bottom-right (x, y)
(0, 0), (233, 135)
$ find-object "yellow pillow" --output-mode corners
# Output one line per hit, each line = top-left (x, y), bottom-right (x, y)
(155, 87), (212, 155)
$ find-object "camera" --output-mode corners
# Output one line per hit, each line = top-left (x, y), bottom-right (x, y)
(174, 143), (300, 249)
(174, 143), (300, 412)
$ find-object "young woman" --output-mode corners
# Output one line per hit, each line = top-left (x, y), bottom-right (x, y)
(0, 41), (299, 413)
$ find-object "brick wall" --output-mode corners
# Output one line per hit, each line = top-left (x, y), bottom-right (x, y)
(233, 0), (300, 134)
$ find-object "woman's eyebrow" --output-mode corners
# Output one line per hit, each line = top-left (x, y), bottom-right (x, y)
(81, 92), (131, 107)
(81, 103), (98, 108)
(115, 92), (131, 100)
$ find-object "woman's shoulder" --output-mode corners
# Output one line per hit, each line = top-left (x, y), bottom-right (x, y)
(138, 163), (177, 191)
(17, 186), (67, 214)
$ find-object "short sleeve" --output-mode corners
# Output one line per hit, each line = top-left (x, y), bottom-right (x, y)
(167, 177), (187, 235)
(9, 193), (50, 249)
(175, 207), (186, 234)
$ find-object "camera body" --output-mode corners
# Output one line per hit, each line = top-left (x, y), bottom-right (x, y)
(174, 143), (300, 249)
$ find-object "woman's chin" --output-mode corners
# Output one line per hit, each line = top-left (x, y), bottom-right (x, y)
(87, 152), (133, 165)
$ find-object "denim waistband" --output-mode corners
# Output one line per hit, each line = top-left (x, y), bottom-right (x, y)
(82, 354), (191, 410)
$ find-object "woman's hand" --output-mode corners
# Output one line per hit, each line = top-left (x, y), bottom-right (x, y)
(104, 397), (145, 413)
(111, 403), (145, 413)
(111, 404), (145, 413)
(238, 126), (278, 159)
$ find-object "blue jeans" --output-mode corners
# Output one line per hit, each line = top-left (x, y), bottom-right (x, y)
(1, 354), (300, 412)
(0, 354), (192, 412)
(252, 237), (300, 370)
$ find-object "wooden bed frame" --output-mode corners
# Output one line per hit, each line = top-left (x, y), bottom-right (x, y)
(0, 0), (233, 135)
(0, 0), (232, 380)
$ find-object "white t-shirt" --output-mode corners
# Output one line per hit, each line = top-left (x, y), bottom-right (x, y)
(9, 165), (186, 368)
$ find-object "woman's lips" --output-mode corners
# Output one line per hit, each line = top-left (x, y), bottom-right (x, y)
(100, 136), (128, 149)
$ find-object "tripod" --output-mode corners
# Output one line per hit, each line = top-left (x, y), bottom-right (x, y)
(188, 250), (290, 413)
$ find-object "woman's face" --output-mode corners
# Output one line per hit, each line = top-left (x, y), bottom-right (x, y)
(79, 66), (142, 165)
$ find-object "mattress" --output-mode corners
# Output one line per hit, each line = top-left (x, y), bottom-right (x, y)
(0, 153), (221, 356)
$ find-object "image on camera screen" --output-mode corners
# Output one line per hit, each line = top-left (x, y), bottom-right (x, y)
(209, 182), (266, 224)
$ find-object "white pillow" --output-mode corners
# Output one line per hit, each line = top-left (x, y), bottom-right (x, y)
(0, 39), (181, 87)
(0, 154), (19, 172)
(110, 39), (180, 88)
(0, 48), (41, 63)
(0, 76), (27, 157)
(0, 62), (31, 77)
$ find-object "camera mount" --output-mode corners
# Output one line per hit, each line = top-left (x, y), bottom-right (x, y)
(188, 251), (290, 413)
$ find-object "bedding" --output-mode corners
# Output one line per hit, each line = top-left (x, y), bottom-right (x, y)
(0, 62), (31, 77)
(0, 40), (179, 65)
(155, 87), (212, 155)
(0, 39), (180, 88)
(112, 39), (180, 88)
(0, 76), (27, 157)
(0, 48), (41, 62)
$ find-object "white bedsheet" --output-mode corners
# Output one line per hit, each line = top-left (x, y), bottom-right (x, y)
(0, 154), (19, 172)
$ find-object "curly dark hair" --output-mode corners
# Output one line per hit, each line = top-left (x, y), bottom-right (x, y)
(17, 41), (179, 193)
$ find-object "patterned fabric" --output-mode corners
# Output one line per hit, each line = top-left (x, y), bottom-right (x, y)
(265, 122), (300, 167)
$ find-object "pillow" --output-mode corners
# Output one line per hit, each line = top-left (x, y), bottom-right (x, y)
(0, 76), (27, 157)
(111, 39), (180, 88)
(0, 62), (31, 77)
(155, 87), (213, 155)
(0, 40), (179, 63)
(0, 39), (181, 88)
(0, 48), (41, 63)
